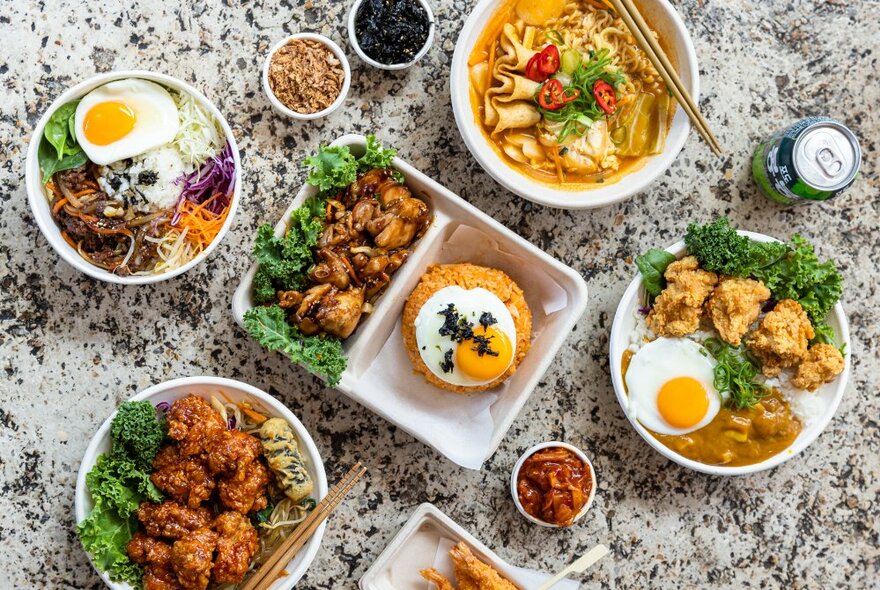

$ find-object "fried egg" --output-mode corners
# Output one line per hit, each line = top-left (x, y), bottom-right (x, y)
(625, 337), (724, 435)
(414, 286), (516, 387)
(75, 79), (180, 165)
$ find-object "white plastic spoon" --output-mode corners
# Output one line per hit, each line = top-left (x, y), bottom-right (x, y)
(536, 544), (611, 590)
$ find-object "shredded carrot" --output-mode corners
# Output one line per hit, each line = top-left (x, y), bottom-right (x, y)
(46, 181), (63, 200)
(52, 198), (68, 215)
(61, 231), (77, 248)
(238, 404), (268, 424)
(71, 189), (96, 198)
(175, 193), (231, 251)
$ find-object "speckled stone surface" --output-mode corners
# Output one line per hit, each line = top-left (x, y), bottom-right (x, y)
(1, 0), (878, 588)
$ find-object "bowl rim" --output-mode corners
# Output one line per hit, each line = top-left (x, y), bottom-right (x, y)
(73, 376), (329, 590)
(449, 0), (700, 210)
(509, 441), (597, 527)
(262, 33), (353, 120)
(347, 0), (436, 70)
(24, 70), (242, 285)
(608, 230), (852, 475)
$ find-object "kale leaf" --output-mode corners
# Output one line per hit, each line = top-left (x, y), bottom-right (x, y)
(684, 217), (788, 276)
(110, 401), (165, 471)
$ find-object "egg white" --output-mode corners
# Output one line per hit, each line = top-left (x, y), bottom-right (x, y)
(414, 286), (516, 387)
(625, 337), (722, 435)
(75, 79), (180, 165)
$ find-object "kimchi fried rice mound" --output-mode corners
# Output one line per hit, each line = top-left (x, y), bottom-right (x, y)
(402, 263), (532, 394)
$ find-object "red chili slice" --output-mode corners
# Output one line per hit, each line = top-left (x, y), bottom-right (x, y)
(525, 53), (546, 82)
(538, 79), (565, 110)
(593, 80), (617, 114)
(538, 44), (560, 75)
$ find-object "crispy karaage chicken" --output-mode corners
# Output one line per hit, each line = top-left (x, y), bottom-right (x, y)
(218, 460), (270, 514)
(207, 429), (263, 478)
(128, 532), (182, 590)
(706, 277), (771, 345)
(151, 445), (216, 509)
(420, 542), (518, 590)
(747, 299), (814, 377)
(166, 395), (227, 456)
(647, 256), (718, 337)
(211, 511), (260, 584)
(171, 527), (217, 590)
(792, 343), (845, 391)
(137, 500), (213, 540)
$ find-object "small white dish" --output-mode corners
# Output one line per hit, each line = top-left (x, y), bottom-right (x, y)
(359, 503), (579, 589)
(262, 33), (352, 120)
(74, 376), (329, 590)
(450, 0), (700, 209)
(348, 0), (436, 70)
(608, 231), (851, 475)
(232, 134), (589, 470)
(25, 70), (242, 284)
(510, 441), (597, 528)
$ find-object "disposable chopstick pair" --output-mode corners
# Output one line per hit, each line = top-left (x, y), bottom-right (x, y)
(536, 544), (611, 590)
(607, 0), (722, 156)
(240, 462), (367, 590)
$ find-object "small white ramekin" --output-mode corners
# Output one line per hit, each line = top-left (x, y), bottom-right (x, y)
(262, 33), (352, 120)
(347, 0), (435, 70)
(510, 441), (597, 528)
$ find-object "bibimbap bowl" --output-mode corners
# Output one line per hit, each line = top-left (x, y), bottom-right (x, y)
(25, 70), (242, 284)
(74, 376), (329, 590)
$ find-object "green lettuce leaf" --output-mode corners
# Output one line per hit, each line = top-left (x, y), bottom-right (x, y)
(304, 145), (358, 193)
(358, 134), (397, 171)
(635, 249), (677, 298)
(77, 502), (143, 589)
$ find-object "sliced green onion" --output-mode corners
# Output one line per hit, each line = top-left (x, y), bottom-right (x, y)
(545, 29), (565, 46)
(560, 49), (581, 75)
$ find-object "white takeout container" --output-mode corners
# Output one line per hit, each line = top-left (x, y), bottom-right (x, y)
(359, 503), (579, 589)
(510, 441), (597, 528)
(74, 376), (329, 590)
(25, 70), (242, 284)
(450, 0), (700, 209)
(348, 0), (436, 70)
(609, 231), (851, 475)
(232, 134), (589, 470)
(263, 33), (352, 120)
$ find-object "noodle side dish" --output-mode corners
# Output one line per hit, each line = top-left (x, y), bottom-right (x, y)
(76, 395), (315, 590)
(468, 0), (676, 188)
(38, 78), (235, 276)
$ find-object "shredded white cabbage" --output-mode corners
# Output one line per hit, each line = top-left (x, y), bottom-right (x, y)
(172, 91), (224, 168)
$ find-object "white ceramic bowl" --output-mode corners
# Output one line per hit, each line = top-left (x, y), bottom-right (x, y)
(609, 231), (851, 475)
(450, 0), (699, 209)
(25, 70), (242, 284)
(263, 33), (352, 120)
(348, 0), (436, 70)
(510, 441), (597, 527)
(74, 376), (329, 590)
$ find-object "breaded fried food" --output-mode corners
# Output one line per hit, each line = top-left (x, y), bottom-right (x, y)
(150, 445), (216, 509)
(217, 460), (270, 514)
(211, 511), (260, 584)
(402, 263), (532, 393)
(747, 299), (815, 377)
(792, 343), (845, 391)
(127, 532), (180, 590)
(166, 395), (226, 456)
(420, 542), (518, 590)
(137, 501), (212, 540)
(706, 277), (771, 345)
(646, 256), (718, 337)
(171, 527), (216, 590)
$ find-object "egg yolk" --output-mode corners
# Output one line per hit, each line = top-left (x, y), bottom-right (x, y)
(455, 325), (513, 381)
(82, 101), (136, 145)
(657, 377), (709, 429)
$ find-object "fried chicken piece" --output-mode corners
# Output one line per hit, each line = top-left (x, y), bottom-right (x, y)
(792, 344), (845, 391)
(171, 528), (217, 590)
(420, 568), (457, 590)
(128, 533), (182, 590)
(747, 299), (815, 377)
(207, 430), (263, 478)
(646, 256), (718, 337)
(218, 460), (270, 514)
(706, 277), (771, 345)
(211, 511), (260, 584)
(166, 395), (226, 456)
(137, 501), (213, 540)
(150, 445), (216, 509)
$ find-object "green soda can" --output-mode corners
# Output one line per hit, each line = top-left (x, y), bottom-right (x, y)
(752, 116), (861, 205)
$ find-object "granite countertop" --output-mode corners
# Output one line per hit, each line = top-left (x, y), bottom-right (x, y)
(1, 0), (877, 588)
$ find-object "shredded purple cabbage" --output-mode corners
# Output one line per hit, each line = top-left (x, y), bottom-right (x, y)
(173, 141), (236, 224)
(638, 306), (651, 316)
(227, 416), (236, 430)
(155, 401), (171, 413)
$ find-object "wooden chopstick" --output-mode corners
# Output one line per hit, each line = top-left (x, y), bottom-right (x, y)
(608, 0), (722, 156)
(241, 462), (367, 590)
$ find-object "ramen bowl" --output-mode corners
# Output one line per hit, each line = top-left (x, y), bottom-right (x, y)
(450, 0), (699, 209)
(25, 70), (242, 284)
(75, 376), (328, 590)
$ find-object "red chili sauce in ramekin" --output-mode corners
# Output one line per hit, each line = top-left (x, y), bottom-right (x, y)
(516, 446), (592, 526)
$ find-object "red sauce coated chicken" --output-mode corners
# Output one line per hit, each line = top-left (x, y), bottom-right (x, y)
(516, 447), (592, 526)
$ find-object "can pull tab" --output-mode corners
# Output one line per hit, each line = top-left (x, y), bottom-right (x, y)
(816, 146), (843, 176)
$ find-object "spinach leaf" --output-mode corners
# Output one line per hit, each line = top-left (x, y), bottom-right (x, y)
(39, 137), (88, 183)
(636, 248), (677, 298)
(45, 100), (80, 158)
